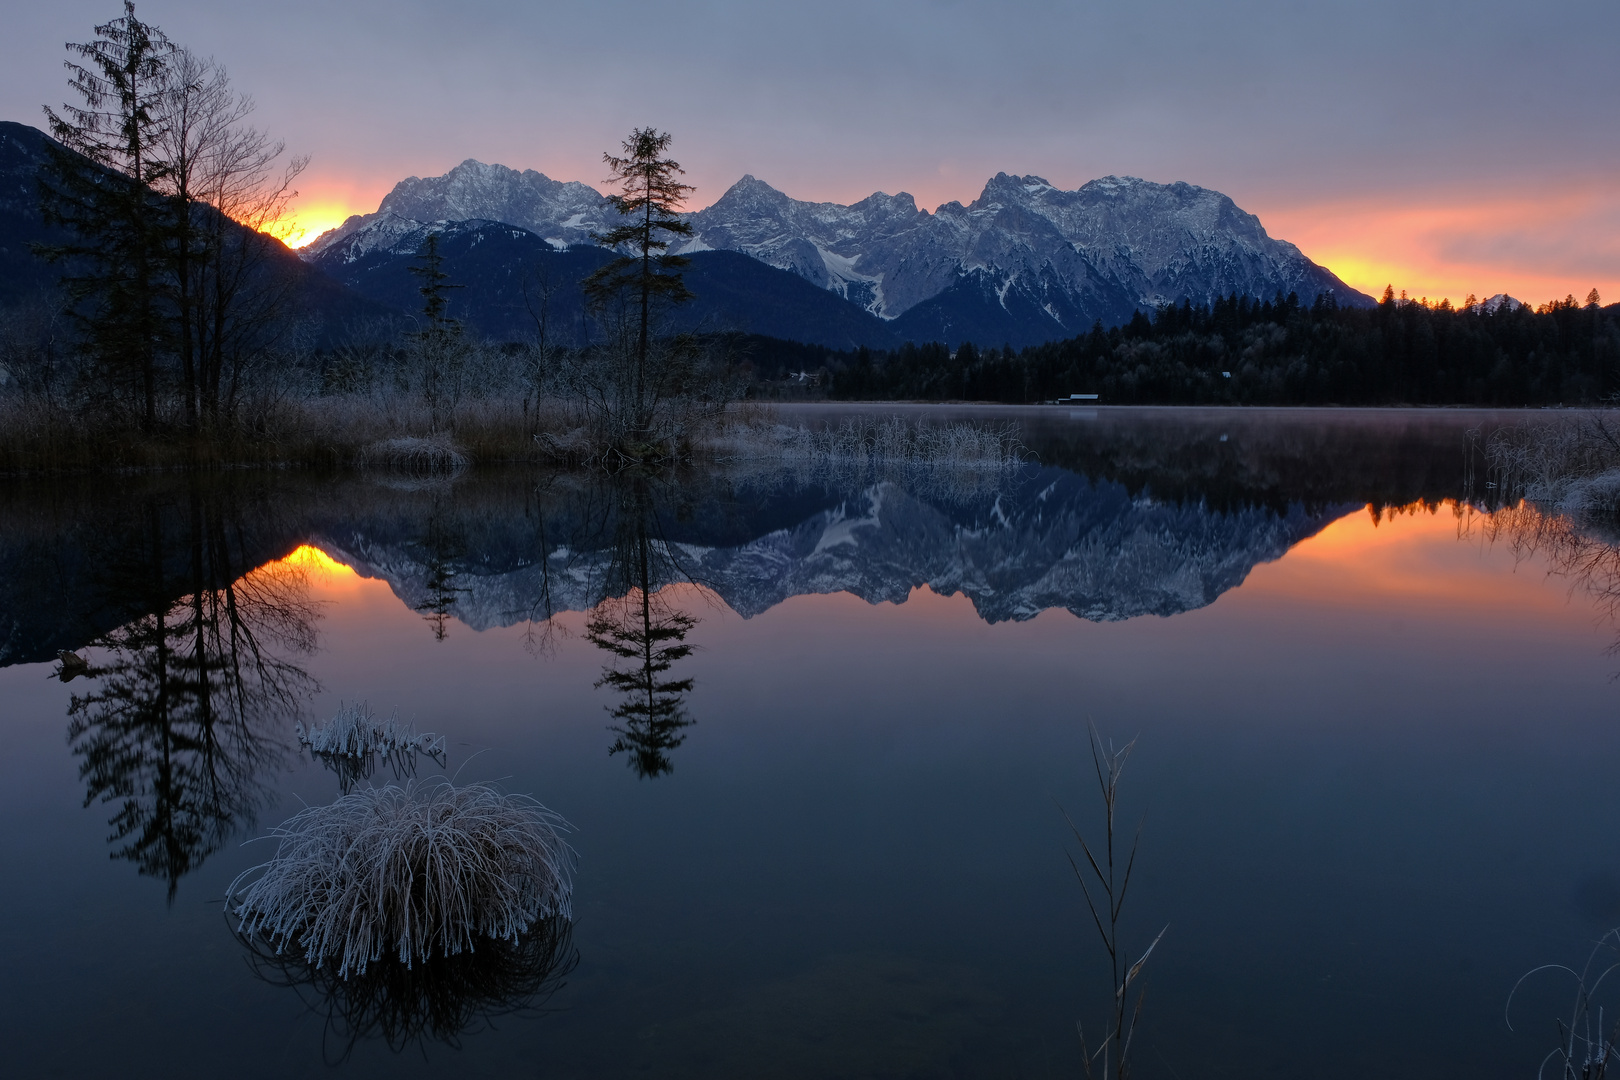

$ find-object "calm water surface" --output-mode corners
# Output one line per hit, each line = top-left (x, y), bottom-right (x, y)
(2, 406), (1616, 1079)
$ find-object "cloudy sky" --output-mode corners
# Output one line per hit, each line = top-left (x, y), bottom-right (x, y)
(5, 0), (1617, 304)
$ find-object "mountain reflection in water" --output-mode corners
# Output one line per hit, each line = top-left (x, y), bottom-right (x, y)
(5, 408), (1612, 1078)
(0, 409), (1504, 801)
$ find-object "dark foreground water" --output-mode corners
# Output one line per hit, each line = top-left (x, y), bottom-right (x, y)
(2, 406), (1616, 1079)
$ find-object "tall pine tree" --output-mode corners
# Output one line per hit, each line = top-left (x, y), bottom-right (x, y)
(38, 1), (173, 428)
(582, 128), (694, 438)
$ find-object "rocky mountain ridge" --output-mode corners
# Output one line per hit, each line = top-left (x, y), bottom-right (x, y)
(306, 159), (1372, 344)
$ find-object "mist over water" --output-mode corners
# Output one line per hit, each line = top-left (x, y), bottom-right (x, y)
(0, 406), (1613, 1079)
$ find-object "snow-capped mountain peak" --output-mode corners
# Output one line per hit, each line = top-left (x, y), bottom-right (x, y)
(302, 157), (1372, 344)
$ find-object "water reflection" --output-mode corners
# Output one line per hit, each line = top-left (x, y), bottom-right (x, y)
(0, 415), (1519, 824)
(588, 589), (697, 778)
(572, 479), (703, 778)
(57, 490), (321, 898)
(413, 507), (469, 642)
(1467, 497), (1620, 663)
(3, 409), (1602, 1077)
(237, 915), (576, 1059)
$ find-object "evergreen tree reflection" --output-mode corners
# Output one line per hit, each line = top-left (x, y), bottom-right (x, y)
(413, 508), (466, 642)
(582, 480), (700, 779)
(65, 493), (320, 899)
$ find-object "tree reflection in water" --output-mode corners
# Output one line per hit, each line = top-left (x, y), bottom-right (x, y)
(1469, 498), (1620, 663)
(413, 507), (467, 642)
(65, 494), (321, 899)
(236, 915), (576, 1061)
(579, 479), (701, 779)
(588, 588), (697, 779)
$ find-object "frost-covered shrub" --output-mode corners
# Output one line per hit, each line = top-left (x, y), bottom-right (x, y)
(296, 702), (444, 790)
(297, 702), (442, 760)
(228, 780), (574, 978)
(1483, 413), (1620, 526)
(359, 432), (469, 474)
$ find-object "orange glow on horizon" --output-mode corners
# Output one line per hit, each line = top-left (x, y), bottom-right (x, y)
(1262, 187), (1620, 308)
(256, 158), (1619, 299)
(270, 543), (378, 599)
(258, 174), (395, 248)
(264, 198), (364, 248)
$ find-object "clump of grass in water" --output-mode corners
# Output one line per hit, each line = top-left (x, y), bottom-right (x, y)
(227, 779), (575, 978)
(1510, 928), (1620, 1079)
(295, 702), (445, 791)
(710, 414), (1028, 501)
(359, 432), (470, 476)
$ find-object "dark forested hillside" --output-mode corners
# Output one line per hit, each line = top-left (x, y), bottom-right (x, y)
(780, 291), (1620, 406)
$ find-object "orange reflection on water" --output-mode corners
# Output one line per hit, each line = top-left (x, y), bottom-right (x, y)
(276, 543), (364, 588)
(1240, 501), (1573, 616)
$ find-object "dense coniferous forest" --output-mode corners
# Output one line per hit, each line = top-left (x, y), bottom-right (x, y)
(742, 290), (1620, 406)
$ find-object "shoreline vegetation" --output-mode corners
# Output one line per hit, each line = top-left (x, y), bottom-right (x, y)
(1481, 412), (1620, 531)
(7, 8), (1618, 479)
(0, 393), (1033, 475)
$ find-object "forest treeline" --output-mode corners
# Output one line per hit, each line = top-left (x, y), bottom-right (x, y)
(7, 5), (1618, 476)
(750, 289), (1620, 406)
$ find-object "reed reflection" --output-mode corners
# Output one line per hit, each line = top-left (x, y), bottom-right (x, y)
(64, 495), (320, 899)
(1470, 498), (1620, 663)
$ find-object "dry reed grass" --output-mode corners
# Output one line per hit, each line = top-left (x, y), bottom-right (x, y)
(0, 392), (576, 474)
(228, 779), (574, 977)
(296, 702), (446, 792)
(1481, 413), (1620, 527)
(1509, 926), (1620, 1079)
(707, 413), (1029, 502)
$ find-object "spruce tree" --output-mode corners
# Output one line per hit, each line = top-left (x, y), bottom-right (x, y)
(406, 233), (466, 423)
(38, 1), (174, 428)
(582, 128), (695, 437)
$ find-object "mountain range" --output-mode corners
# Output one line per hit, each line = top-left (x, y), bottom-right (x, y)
(307, 158), (1373, 348)
(0, 118), (1373, 350)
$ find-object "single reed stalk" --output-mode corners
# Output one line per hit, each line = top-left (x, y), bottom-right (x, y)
(1060, 723), (1166, 1080)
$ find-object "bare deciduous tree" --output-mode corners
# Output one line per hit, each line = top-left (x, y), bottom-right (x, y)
(154, 47), (306, 428)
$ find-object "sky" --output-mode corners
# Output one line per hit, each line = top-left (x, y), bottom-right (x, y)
(4, 0), (1617, 305)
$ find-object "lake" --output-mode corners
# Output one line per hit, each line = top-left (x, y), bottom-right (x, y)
(2, 405), (1615, 1079)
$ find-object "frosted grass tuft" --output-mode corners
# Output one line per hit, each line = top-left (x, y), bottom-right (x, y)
(359, 432), (470, 475)
(228, 779), (575, 978)
(708, 414), (1028, 501)
(296, 702), (443, 760)
(296, 702), (445, 791)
